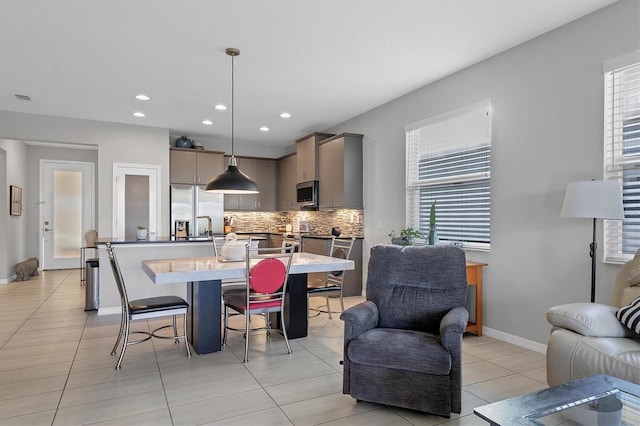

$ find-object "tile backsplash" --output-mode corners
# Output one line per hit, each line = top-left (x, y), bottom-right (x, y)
(224, 209), (363, 237)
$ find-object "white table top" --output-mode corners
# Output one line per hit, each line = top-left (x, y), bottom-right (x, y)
(142, 252), (355, 285)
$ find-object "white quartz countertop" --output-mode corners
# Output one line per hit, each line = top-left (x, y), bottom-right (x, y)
(142, 252), (354, 285)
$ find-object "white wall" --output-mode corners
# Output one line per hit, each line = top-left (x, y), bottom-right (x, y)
(326, 0), (640, 344)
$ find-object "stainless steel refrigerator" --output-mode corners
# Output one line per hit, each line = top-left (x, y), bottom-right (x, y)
(170, 185), (224, 238)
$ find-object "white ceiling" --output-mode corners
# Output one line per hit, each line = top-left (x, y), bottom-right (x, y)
(0, 0), (618, 148)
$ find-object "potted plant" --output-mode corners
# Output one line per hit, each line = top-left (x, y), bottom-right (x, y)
(389, 227), (423, 246)
(136, 226), (147, 240)
(428, 201), (439, 245)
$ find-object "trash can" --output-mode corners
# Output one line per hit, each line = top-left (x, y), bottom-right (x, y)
(85, 258), (99, 311)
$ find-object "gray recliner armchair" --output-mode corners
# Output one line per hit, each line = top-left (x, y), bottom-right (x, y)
(341, 244), (468, 417)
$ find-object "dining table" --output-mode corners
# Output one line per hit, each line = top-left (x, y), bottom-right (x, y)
(142, 252), (355, 355)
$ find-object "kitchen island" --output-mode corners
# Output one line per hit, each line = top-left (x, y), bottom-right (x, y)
(95, 236), (263, 316)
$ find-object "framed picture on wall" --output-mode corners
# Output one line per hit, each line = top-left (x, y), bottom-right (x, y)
(10, 185), (22, 216)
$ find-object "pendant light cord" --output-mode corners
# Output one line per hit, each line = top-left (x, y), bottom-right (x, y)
(231, 52), (235, 158)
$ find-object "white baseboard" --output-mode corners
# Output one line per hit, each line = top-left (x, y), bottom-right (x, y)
(0, 274), (17, 284)
(482, 326), (547, 354)
(98, 306), (121, 316)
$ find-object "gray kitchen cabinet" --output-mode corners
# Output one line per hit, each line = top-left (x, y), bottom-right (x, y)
(224, 156), (277, 211)
(318, 133), (363, 209)
(170, 148), (224, 185)
(257, 159), (277, 211)
(278, 153), (297, 211)
(296, 132), (333, 183)
(301, 236), (363, 296)
(269, 234), (283, 248)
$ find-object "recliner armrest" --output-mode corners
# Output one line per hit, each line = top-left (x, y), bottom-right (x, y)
(440, 307), (469, 349)
(546, 303), (637, 338)
(341, 300), (379, 341)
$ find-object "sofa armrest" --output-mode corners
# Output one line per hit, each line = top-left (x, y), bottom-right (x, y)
(341, 300), (379, 341)
(546, 303), (637, 338)
(440, 307), (469, 343)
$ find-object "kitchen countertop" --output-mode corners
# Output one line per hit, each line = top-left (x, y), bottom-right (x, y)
(96, 233), (362, 245)
(97, 235), (266, 245)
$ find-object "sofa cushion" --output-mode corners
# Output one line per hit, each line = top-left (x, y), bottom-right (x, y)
(347, 328), (451, 375)
(627, 250), (640, 286)
(546, 303), (637, 338)
(617, 296), (640, 335)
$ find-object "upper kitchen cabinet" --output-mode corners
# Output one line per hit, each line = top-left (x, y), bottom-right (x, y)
(224, 156), (277, 211)
(318, 133), (363, 209)
(257, 159), (277, 211)
(170, 148), (224, 185)
(278, 153), (297, 211)
(296, 132), (333, 183)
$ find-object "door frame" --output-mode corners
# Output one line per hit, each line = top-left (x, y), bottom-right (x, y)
(112, 163), (161, 239)
(39, 159), (95, 270)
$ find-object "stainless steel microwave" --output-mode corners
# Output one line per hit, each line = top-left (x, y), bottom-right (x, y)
(296, 180), (319, 209)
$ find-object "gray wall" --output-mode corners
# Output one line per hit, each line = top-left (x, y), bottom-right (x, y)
(0, 140), (27, 282)
(327, 0), (640, 345)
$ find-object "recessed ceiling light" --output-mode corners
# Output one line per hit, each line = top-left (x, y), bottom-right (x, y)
(202, 120), (213, 125)
(260, 126), (269, 132)
(133, 112), (145, 118)
(279, 112), (291, 118)
(215, 104), (227, 111)
(135, 94), (150, 101)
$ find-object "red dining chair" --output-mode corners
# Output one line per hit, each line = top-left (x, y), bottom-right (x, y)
(223, 244), (294, 362)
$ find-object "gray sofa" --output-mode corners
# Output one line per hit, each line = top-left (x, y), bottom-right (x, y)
(341, 244), (468, 416)
(546, 257), (640, 386)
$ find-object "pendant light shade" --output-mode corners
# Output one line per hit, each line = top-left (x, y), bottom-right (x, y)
(206, 48), (259, 194)
(205, 157), (259, 194)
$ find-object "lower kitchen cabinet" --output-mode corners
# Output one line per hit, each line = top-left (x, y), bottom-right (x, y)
(300, 236), (362, 297)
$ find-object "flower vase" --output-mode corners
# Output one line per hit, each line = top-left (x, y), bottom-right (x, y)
(428, 224), (439, 245)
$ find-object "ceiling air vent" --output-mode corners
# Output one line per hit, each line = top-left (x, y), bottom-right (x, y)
(14, 94), (31, 101)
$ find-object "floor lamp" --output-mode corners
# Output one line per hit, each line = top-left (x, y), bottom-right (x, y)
(560, 180), (624, 302)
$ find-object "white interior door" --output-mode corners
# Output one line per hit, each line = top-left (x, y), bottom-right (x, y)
(113, 163), (160, 240)
(41, 160), (95, 269)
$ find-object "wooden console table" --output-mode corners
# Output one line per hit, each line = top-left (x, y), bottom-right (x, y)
(466, 261), (487, 336)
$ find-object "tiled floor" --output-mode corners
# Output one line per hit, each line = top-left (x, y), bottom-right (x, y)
(0, 270), (548, 425)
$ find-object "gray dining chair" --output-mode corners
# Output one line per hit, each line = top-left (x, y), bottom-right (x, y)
(307, 237), (355, 318)
(106, 243), (191, 370)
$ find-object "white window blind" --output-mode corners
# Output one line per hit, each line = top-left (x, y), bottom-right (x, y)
(604, 52), (640, 262)
(405, 100), (491, 249)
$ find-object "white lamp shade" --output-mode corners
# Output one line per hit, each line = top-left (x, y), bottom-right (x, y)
(560, 180), (624, 220)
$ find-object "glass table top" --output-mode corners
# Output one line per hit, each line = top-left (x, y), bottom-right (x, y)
(529, 388), (640, 425)
(474, 375), (640, 425)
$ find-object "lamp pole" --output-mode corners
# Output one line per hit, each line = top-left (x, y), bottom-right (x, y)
(589, 218), (597, 303)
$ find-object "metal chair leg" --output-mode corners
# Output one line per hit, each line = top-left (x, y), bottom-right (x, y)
(243, 309), (250, 363)
(115, 316), (130, 370)
(281, 308), (292, 355)
(172, 315), (179, 344)
(111, 309), (126, 356)
(183, 313), (192, 357)
(223, 304), (229, 346)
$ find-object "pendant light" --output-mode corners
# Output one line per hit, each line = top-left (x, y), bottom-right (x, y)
(205, 48), (259, 194)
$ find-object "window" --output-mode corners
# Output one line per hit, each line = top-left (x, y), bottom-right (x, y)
(405, 100), (491, 250)
(604, 51), (640, 262)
